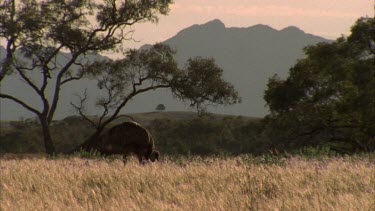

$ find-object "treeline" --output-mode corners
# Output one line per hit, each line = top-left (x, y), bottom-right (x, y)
(2, 113), (372, 156)
(1, 116), (265, 155)
(148, 117), (265, 155)
(0, 117), (94, 154)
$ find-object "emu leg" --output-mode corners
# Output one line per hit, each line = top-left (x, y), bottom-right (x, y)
(122, 153), (129, 165)
(136, 153), (143, 164)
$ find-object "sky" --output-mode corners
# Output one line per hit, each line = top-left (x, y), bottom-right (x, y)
(123, 0), (373, 49)
(1, 0), (372, 50)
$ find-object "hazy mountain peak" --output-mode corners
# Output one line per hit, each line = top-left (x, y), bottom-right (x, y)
(281, 26), (304, 34)
(247, 24), (276, 31)
(202, 19), (226, 28)
(175, 19), (225, 37)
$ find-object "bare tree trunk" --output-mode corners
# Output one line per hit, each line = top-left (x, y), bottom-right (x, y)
(39, 117), (55, 155)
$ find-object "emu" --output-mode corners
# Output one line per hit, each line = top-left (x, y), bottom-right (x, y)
(77, 122), (159, 164)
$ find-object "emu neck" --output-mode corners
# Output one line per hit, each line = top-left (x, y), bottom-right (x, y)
(68, 131), (102, 154)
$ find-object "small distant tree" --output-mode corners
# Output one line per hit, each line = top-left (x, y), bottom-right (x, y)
(71, 44), (240, 149)
(156, 104), (166, 112)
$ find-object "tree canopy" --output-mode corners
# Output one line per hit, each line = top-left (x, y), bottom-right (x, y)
(0, 0), (172, 154)
(263, 17), (375, 153)
(156, 104), (166, 111)
(71, 44), (240, 147)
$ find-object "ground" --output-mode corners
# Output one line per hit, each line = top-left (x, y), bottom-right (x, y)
(0, 154), (374, 210)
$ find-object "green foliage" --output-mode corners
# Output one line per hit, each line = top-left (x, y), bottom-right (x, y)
(0, 121), (43, 153)
(173, 56), (241, 107)
(148, 116), (264, 156)
(85, 44), (240, 115)
(0, 117), (94, 153)
(0, 114), (266, 156)
(155, 104), (166, 111)
(263, 17), (375, 153)
(72, 149), (103, 159)
(295, 146), (339, 159)
(2, 115), (375, 158)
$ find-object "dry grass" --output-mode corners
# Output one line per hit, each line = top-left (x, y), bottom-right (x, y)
(0, 155), (374, 210)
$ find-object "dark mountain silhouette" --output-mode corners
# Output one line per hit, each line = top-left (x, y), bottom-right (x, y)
(0, 20), (329, 120)
(140, 19), (329, 117)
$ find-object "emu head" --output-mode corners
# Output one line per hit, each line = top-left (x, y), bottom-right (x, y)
(150, 151), (160, 162)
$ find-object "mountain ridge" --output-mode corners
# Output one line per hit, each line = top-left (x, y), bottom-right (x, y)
(1, 20), (330, 120)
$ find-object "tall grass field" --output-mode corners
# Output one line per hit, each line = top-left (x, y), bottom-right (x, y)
(1, 155), (374, 210)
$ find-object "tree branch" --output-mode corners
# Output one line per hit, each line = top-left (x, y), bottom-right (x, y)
(61, 71), (84, 85)
(0, 0), (16, 82)
(48, 54), (81, 123)
(100, 84), (171, 129)
(113, 114), (135, 122)
(0, 93), (41, 116)
(70, 89), (98, 129)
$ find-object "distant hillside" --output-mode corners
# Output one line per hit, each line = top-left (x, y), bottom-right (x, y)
(0, 20), (329, 120)
(138, 20), (329, 117)
(104, 111), (260, 126)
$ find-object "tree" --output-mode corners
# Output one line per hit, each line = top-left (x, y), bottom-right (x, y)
(71, 44), (240, 150)
(0, 0), (172, 154)
(263, 17), (375, 153)
(156, 104), (166, 111)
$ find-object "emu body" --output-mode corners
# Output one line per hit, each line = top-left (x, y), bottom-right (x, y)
(79, 122), (159, 164)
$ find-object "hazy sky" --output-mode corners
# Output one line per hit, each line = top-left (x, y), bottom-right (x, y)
(124, 0), (373, 49)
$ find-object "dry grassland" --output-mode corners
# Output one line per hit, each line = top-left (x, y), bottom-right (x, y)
(0, 155), (374, 210)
